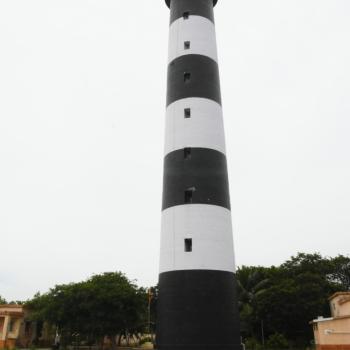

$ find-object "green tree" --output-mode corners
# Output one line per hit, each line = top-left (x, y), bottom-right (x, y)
(237, 253), (345, 347)
(257, 255), (339, 345)
(26, 272), (147, 349)
(0, 295), (6, 304)
(266, 333), (289, 349)
(236, 266), (273, 339)
(328, 255), (350, 290)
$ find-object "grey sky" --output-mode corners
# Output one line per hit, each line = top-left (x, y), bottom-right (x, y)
(0, 0), (349, 301)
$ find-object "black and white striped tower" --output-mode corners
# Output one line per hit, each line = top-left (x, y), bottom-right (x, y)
(157, 1), (241, 350)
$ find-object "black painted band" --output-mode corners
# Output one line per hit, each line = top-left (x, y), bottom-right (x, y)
(166, 0), (217, 24)
(157, 270), (241, 350)
(162, 147), (230, 210)
(167, 54), (221, 107)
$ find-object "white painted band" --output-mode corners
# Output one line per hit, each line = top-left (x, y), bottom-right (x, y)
(164, 98), (226, 155)
(159, 204), (236, 273)
(168, 15), (218, 63)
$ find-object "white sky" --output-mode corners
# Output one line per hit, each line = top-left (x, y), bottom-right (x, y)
(0, 0), (349, 301)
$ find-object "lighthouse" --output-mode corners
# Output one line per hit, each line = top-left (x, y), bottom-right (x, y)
(157, 1), (242, 350)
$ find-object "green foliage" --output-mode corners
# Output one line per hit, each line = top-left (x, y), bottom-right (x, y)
(8, 252), (349, 349)
(238, 253), (350, 347)
(244, 337), (264, 350)
(328, 255), (350, 290)
(237, 266), (274, 338)
(8, 300), (25, 305)
(26, 272), (148, 346)
(266, 333), (289, 349)
(0, 295), (6, 304)
(139, 337), (153, 345)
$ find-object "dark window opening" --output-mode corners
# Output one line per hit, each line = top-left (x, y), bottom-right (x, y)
(184, 238), (192, 252)
(184, 72), (191, 83)
(184, 41), (190, 50)
(183, 12), (190, 20)
(185, 187), (195, 203)
(24, 322), (31, 335)
(184, 147), (191, 160)
(184, 108), (191, 118)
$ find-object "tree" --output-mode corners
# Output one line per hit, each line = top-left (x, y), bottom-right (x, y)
(280, 252), (333, 278)
(83, 272), (147, 347)
(26, 272), (147, 349)
(328, 255), (350, 290)
(266, 333), (289, 349)
(236, 253), (345, 347)
(236, 266), (272, 339)
(255, 272), (336, 344)
(0, 295), (6, 304)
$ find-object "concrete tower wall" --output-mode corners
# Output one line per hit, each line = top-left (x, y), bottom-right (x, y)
(164, 98), (226, 155)
(157, 1), (242, 350)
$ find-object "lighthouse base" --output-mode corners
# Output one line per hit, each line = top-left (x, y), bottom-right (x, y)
(156, 270), (242, 350)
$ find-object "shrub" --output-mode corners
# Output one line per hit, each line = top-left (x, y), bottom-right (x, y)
(266, 333), (289, 349)
(244, 337), (264, 350)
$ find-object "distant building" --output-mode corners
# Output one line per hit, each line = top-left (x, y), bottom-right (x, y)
(311, 292), (350, 350)
(0, 304), (37, 349)
(0, 304), (25, 349)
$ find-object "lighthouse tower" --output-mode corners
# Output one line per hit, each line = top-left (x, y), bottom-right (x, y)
(157, 1), (241, 350)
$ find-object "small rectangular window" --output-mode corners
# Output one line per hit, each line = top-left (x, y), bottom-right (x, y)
(183, 12), (190, 20)
(185, 187), (195, 203)
(184, 108), (191, 118)
(184, 72), (191, 83)
(184, 238), (192, 252)
(184, 147), (191, 160)
(184, 41), (190, 50)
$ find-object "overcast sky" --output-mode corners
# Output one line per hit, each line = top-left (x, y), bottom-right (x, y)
(0, 0), (349, 301)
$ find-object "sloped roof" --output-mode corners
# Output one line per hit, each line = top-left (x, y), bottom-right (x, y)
(329, 292), (350, 301)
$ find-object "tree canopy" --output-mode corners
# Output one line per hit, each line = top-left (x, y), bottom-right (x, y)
(26, 272), (147, 348)
(237, 253), (350, 347)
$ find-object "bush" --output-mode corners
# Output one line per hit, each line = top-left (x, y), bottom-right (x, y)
(266, 333), (289, 349)
(139, 337), (153, 345)
(244, 337), (264, 350)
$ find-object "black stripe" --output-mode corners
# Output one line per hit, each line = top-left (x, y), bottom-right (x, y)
(156, 270), (242, 350)
(167, 54), (221, 107)
(162, 148), (230, 210)
(166, 0), (218, 24)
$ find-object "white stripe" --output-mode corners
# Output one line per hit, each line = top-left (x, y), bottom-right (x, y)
(168, 15), (218, 63)
(159, 204), (236, 273)
(164, 98), (226, 155)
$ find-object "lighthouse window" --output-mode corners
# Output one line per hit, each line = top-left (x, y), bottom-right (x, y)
(184, 239), (192, 252)
(184, 147), (191, 160)
(184, 108), (191, 118)
(184, 41), (190, 50)
(183, 12), (190, 20)
(184, 72), (191, 83)
(185, 187), (195, 203)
